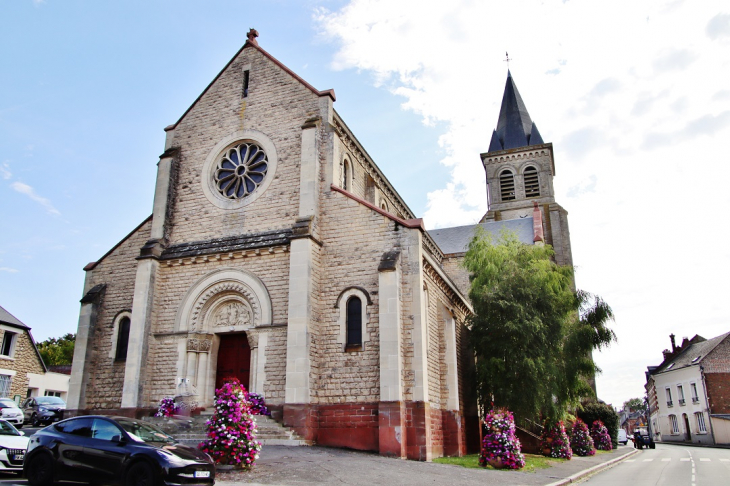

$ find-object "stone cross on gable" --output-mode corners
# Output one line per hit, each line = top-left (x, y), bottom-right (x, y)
(247, 28), (259, 46)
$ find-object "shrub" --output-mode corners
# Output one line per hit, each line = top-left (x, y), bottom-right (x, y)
(570, 419), (595, 456)
(577, 400), (619, 448)
(200, 378), (262, 469)
(478, 409), (525, 469)
(540, 420), (572, 459)
(590, 420), (613, 451)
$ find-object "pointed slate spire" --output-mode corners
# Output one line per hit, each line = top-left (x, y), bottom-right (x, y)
(490, 71), (543, 152)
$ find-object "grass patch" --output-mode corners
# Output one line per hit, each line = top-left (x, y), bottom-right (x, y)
(433, 453), (563, 473)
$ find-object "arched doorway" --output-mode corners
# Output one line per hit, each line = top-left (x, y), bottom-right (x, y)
(682, 413), (691, 441)
(216, 333), (251, 391)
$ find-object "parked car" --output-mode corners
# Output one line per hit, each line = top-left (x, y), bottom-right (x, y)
(23, 415), (215, 486)
(0, 399), (24, 429)
(0, 419), (29, 474)
(21, 396), (65, 426)
(618, 429), (628, 445)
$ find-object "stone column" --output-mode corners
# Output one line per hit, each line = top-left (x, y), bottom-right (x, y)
(121, 258), (158, 408)
(378, 250), (406, 458)
(150, 149), (176, 241)
(285, 237), (313, 404)
(67, 275), (105, 411)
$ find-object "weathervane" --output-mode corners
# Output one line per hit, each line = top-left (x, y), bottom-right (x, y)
(504, 51), (512, 69)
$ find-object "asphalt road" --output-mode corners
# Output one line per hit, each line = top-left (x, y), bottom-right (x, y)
(578, 443), (730, 486)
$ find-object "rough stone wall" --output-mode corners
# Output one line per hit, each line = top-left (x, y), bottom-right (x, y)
(82, 219), (152, 409)
(424, 280), (442, 408)
(143, 251), (291, 406)
(164, 46), (321, 244)
(263, 327), (288, 402)
(314, 189), (406, 403)
(0, 330), (45, 398)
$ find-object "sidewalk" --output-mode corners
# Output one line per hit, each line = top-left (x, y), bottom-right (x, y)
(216, 444), (638, 486)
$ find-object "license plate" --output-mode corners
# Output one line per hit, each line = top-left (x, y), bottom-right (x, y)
(12, 454), (24, 461)
(194, 471), (210, 478)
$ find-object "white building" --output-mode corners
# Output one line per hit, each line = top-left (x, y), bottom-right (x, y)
(646, 332), (730, 445)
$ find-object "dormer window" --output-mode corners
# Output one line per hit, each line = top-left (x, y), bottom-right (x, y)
(499, 170), (515, 201)
(524, 166), (540, 197)
(691, 356), (701, 363)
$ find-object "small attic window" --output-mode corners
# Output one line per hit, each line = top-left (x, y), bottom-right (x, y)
(524, 166), (540, 197)
(666, 363), (675, 370)
(499, 170), (516, 201)
(242, 70), (250, 98)
(691, 356), (701, 363)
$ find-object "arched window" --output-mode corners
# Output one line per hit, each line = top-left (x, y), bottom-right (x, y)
(346, 297), (362, 348)
(115, 317), (130, 361)
(380, 199), (388, 211)
(336, 287), (370, 352)
(499, 169), (516, 201)
(524, 166), (540, 198)
(342, 158), (351, 191)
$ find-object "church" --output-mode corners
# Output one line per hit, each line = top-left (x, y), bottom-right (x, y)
(68, 30), (572, 461)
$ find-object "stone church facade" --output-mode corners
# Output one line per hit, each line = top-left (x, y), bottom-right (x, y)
(68, 30), (572, 461)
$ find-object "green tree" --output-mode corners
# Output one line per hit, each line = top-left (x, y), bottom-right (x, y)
(463, 230), (616, 421)
(37, 333), (75, 367)
(622, 397), (645, 412)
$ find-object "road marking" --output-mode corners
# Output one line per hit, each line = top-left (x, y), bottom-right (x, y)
(699, 458), (710, 462)
(624, 459), (636, 462)
(720, 458), (730, 462)
(643, 459), (653, 462)
(661, 458), (671, 461)
(680, 458), (691, 461)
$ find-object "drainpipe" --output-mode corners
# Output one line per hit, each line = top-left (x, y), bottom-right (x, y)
(699, 365), (716, 445)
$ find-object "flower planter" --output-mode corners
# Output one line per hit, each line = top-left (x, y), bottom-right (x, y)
(545, 437), (553, 443)
(543, 447), (553, 455)
(487, 457), (505, 469)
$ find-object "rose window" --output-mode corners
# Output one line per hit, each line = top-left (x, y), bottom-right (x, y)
(214, 142), (269, 199)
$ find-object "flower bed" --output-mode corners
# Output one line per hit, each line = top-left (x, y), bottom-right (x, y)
(154, 397), (179, 417)
(570, 419), (595, 456)
(478, 409), (525, 470)
(540, 420), (572, 459)
(200, 378), (262, 469)
(591, 420), (612, 451)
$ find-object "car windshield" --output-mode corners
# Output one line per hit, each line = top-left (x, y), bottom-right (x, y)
(0, 420), (21, 436)
(0, 399), (17, 409)
(116, 419), (176, 444)
(36, 397), (65, 406)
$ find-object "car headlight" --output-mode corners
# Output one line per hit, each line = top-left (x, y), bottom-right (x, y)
(38, 407), (48, 412)
(155, 448), (188, 466)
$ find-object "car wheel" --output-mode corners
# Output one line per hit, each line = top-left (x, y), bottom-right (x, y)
(31, 413), (41, 427)
(15, 423), (22, 429)
(26, 453), (54, 486)
(126, 462), (155, 486)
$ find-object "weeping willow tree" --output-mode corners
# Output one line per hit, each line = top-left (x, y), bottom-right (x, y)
(463, 230), (615, 421)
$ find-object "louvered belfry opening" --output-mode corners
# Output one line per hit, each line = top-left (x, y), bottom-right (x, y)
(499, 170), (516, 201)
(524, 166), (540, 198)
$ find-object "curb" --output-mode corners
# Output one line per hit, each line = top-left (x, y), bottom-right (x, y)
(543, 449), (640, 486)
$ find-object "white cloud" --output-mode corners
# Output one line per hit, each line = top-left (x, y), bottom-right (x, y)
(318, 0), (730, 407)
(0, 163), (10, 180)
(0, 267), (19, 273)
(11, 182), (61, 215)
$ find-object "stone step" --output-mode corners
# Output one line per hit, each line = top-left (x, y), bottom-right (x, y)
(163, 414), (310, 447)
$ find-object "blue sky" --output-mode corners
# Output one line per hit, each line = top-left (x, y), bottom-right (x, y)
(2, 0), (730, 408)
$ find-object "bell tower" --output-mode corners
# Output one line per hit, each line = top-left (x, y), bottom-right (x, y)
(480, 71), (573, 267)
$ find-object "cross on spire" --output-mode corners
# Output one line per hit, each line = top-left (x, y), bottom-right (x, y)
(504, 51), (512, 69)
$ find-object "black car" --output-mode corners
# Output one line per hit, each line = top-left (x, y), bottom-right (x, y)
(21, 396), (65, 426)
(23, 415), (215, 486)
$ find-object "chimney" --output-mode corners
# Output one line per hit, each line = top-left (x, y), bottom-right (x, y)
(670, 334), (676, 353)
(662, 349), (672, 361)
(681, 337), (690, 349)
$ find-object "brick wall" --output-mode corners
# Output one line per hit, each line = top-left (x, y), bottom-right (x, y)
(706, 373), (730, 414)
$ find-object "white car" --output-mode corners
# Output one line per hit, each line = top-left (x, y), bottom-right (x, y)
(0, 419), (28, 474)
(0, 399), (23, 429)
(618, 428), (628, 445)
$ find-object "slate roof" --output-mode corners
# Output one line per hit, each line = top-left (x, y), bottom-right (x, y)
(161, 228), (293, 260)
(654, 332), (730, 374)
(428, 218), (534, 255)
(488, 71), (544, 152)
(0, 305), (29, 330)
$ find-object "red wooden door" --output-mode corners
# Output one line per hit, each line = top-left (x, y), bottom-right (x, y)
(215, 333), (251, 391)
